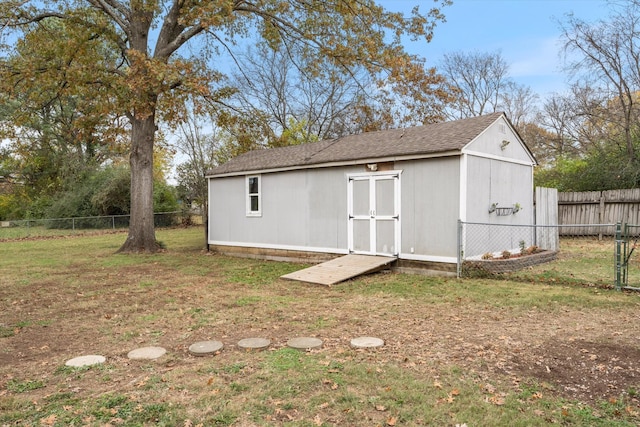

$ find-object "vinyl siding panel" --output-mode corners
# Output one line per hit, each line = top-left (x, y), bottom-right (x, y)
(464, 116), (535, 164)
(208, 167), (357, 251)
(208, 176), (243, 243)
(400, 157), (461, 259)
(465, 156), (534, 224)
(464, 155), (535, 257)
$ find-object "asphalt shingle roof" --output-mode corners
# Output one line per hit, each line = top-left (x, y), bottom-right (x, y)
(207, 112), (506, 177)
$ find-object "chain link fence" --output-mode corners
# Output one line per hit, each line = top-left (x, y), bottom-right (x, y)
(0, 211), (203, 240)
(459, 221), (618, 287)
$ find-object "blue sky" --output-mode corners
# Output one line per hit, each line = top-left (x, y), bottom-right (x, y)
(379, 0), (611, 99)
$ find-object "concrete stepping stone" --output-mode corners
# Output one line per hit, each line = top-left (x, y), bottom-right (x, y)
(189, 340), (223, 356)
(237, 337), (271, 351)
(350, 336), (384, 349)
(127, 346), (166, 360)
(287, 337), (323, 350)
(65, 355), (106, 367)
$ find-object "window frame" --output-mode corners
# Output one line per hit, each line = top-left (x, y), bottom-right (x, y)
(246, 175), (262, 217)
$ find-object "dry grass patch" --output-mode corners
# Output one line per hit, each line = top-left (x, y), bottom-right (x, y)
(1, 228), (640, 425)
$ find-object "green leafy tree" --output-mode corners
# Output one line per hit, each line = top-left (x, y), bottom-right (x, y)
(0, 0), (451, 253)
(46, 164), (178, 221)
(0, 14), (129, 217)
(534, 149), (640, 192)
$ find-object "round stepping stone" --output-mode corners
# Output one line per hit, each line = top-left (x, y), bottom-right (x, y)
(237, 337), (271, 351)
(350, 336), (384, 349)
(127, 346), (166, 360)
(287, 337), (323, 350)
(188, 340), (223, 356)
(65, 355), (106, 367)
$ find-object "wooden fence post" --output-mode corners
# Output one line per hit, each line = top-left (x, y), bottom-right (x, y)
(598, 192), (605, 240)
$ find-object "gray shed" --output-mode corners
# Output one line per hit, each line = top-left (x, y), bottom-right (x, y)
(206, 112), (536, 274)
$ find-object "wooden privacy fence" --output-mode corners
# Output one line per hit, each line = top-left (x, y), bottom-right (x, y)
(536, 187), (559, 249)
(558, 189), (640, 235)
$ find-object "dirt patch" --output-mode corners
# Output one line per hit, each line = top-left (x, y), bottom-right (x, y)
(511, 338), (640, 404)
(2, 249), (640, 415)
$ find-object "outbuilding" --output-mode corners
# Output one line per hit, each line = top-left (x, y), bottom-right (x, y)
(206, 112), (536, 275)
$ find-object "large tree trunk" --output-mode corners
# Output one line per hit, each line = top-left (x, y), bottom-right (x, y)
(117, 114), (160, 253)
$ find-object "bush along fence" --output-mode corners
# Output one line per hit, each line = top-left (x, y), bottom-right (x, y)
(0, 211), (203, 240)
(457, 221), (617, 278)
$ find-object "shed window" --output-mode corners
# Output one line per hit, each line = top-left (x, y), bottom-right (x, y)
(246, 175), (261, 216)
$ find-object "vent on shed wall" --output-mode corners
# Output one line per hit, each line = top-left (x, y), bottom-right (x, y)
(363, 162), (395, 172)
(498, 124), (506, 133)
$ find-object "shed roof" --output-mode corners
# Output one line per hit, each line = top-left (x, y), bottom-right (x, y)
(207, 112), (517, 177)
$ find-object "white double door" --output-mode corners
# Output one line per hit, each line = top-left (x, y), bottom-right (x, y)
(348, 172), (400, 256)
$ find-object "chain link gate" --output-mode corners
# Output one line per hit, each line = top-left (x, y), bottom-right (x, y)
(615, 222), (640, 290)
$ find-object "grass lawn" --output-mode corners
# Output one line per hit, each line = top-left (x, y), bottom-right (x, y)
(1, 227), (640, 426)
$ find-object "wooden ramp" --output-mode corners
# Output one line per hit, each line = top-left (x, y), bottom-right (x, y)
(281, 254), (396, 286)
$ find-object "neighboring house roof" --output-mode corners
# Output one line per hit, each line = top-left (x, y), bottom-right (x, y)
(207, 112), (531, 177)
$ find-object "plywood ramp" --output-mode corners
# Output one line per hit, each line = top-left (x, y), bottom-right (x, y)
(281, 254), (396, 286)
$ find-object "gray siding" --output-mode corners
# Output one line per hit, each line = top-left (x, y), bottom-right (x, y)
(464, 155), (535, 257)
(306, 168), (351, 249)
(208, 116), (534, 264)
(209, 167), (356, 252)
(465, 155), (534, 224)
(208, 176), (243, 243)
(464, 116), (534, 163)
(399, 157), (461, 259)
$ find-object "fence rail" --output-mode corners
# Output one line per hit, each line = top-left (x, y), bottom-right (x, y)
(0, 211), (203, 240)
(559, 189), (640, 231)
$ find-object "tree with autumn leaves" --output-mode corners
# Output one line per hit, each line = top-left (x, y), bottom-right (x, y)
(0, 0), (452, 252)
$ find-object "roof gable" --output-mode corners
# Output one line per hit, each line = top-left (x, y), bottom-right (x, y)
(207, 112), (510, 177)
(462, 115), (536, 164)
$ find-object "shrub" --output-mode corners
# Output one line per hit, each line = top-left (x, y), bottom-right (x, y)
(0, 193), (26, 220)
(481, 252), (494, 260)
(43, 165), (179, 228)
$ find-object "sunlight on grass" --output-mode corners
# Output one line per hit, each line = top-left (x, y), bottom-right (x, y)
(2, 228), (640, 426)
(514, 238), (619, 287)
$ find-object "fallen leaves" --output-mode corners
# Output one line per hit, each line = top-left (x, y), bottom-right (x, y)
(480, 383), (505, 405)
(40, 414), (56, 426)
(487, 394), (505, 406)
(5, 235), (640, 427)
(436, 388), (461, 404)
(481, 383), (496, 394)
(135, 376), (149, 388)
(321, 378), (339, 390)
